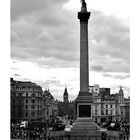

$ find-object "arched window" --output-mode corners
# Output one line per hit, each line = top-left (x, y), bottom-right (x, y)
(31, 93), (35, 97)
(31, 111), (35, 117)
(26, 92), (28, 97)
(26, 112), (28, 117)
(18, 92), (22, 96)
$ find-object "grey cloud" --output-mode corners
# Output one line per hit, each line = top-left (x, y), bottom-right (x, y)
(90, 65), (103, 71)
(11, 0), (69, 21)
(11, 1), (129, 74)
(11, 0), (48, 21)
(11, 31), (20, 43)
(11, 67), (18, 70)
(36, 12), (69, 27)
(89, 11), (129, 59)
(89, 11), (129, 74)
(103, 73), (130, 80)
(14, 73), (21, 77)
(90, 57), (129, 73)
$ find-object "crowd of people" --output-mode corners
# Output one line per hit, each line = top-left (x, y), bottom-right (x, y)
(11, 119), (130, 140)
(11, 121), (49, 140)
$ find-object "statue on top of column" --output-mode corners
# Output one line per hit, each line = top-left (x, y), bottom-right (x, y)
(80, 0), (87, 12)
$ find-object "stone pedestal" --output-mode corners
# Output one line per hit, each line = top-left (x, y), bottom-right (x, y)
(71, 92), (101, 136)
(71, 119), (101, 136)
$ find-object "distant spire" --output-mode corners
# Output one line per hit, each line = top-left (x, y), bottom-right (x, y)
(119, 86), (124, 96)
(48, 88), (50, 92)
(119, 86), (123, 91)
(63, 86), (69, 103)
(65, 86), (67, 92)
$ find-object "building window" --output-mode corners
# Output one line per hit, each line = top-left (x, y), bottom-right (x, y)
(18, 93), (22, 96)
(38, 105), (39, 109)
(95, 118), (97, 123)
(95, 109), (98, 115)
(12, 105), (15, 109)
(26, 99), (28, 103)
(106, 110), (108, 115)
(95, 105), (97, 108)
(101, 110), (104, 115)
(37, 111), (39, 117)
(18, 105), (22, 110)
(26, 112), (28, 117)
(110, 110), (113, 115)
(111, 105), (112, 108)
(32, 111), (35, 117)
(101, 104), (104, 108)
(26, 105), (28, 110)
(19, 99), (21, 103)
(31, 99), (35, 104)
(18, 112), (22, 117)
(31, 93), (35, 97)
(32, 105), (35, 109)
(26, 92), (28, 97)
(13, 99), (15, 104)
(106, 105), (108, 108)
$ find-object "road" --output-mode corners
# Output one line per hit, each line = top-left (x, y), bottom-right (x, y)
(48, 130), (65, 136)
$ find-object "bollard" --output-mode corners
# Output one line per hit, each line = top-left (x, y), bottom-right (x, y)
(101, 132), (107, 140)
(67, 134), (70, 140)
(119, 132), (123, 140)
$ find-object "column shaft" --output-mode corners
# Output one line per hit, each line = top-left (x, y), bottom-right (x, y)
(80, 22), (89, 92)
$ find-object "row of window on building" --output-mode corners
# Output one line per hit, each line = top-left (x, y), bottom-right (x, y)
(95, 104), (117, 108)
(94, 109), (123, 116)
(11, 85), (41, 91)
(12, 99), (42, 104)
(12, 110), (43, 118)
(11, 92), (42, 97)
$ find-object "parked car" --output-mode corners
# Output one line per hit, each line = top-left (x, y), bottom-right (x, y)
(64, 126), (71, 132)
(53, 120), (65, 131)
(107, 122), (121, 131)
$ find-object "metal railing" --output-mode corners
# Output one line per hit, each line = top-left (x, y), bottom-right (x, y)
(17, 134), (129, 140)
(46, 135), (129, 140)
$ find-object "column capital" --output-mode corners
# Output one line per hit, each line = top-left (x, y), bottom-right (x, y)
(78, 11), (91, 23)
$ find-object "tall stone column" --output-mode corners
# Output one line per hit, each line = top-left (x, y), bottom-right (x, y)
(71, 1), (101, 136)
(78, 11), (90, 93)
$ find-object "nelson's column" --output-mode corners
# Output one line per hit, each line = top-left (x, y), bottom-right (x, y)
(71, 0), (101, 135)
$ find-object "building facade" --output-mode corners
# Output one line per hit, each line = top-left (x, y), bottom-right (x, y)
(89, 85), (128, 124)
(43, 89), (58, 122)
(11, 78), (44, 122)
(124, 97), (130, 123)
(58, 87), (74, 118)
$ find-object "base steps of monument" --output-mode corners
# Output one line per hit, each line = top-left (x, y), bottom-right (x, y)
(70, 119), (101, 136)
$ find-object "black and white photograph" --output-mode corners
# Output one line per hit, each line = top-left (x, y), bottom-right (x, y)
(9, 0), (131, 139)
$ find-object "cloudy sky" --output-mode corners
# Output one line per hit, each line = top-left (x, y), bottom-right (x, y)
(11, 0), (130, 101)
